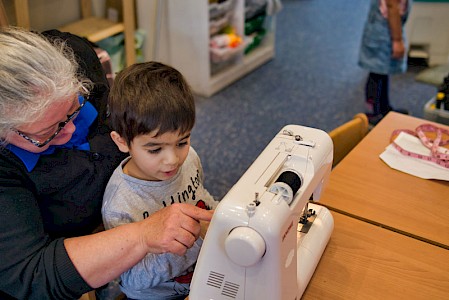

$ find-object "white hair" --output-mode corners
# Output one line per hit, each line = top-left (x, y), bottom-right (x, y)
(0, 27), (91, 143)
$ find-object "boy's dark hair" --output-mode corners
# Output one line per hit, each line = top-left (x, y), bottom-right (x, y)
(108, 61), (195, 145)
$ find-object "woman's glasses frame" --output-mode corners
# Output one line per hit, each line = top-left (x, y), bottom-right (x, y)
(12, 94), (88, 148)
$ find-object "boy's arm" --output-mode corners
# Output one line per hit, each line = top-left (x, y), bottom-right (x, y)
(386, 0), (405, 59)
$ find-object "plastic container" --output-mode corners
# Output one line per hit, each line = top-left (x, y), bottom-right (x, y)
(210, 11), (233, 35)
(244, 28), (266, 54)
(244, 0), (267, 19)
(210, 41), (246, 63)
(209, 0), (235, 19)
(245, 13), (266, 35)
(423, 97), (449, 125)
(96, 29), (145, 73)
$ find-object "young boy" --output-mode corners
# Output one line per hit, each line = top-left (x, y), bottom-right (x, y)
(102, 62), (218, 300)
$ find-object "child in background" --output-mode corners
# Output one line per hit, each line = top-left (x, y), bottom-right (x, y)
(102, 62), (218, 300)
(358, 0), (412, 125)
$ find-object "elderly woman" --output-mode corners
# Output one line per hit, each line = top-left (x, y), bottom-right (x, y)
(0, 27), (212, 299)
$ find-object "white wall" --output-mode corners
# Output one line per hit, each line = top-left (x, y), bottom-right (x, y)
(405, 2), (449, 66)
(136, 0), (168, 62)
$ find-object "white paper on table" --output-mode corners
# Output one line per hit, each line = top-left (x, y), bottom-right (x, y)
(379, 131), (449, 181)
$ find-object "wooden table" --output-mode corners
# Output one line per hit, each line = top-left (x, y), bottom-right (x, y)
(187, 211), (449, 300)
(188, 211), (449, 299)
(302, 211), (449, 299)
(319, 112), (449, 249)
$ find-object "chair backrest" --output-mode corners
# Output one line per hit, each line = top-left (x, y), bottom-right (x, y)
(328, 113), (369, 167)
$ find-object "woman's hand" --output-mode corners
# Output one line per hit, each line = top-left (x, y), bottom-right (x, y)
(140, 203), (214, 255)
(64, 203), (213, 288)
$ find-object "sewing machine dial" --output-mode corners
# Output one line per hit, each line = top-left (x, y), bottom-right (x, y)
(224, 226), (266, 267)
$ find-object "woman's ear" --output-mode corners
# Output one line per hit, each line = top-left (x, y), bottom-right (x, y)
(110, 131), (130, 153)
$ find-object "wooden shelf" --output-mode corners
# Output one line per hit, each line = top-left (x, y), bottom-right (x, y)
(58, 17), (125, 43)
(58, 0), (136, 67)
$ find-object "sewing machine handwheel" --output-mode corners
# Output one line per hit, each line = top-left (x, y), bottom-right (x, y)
(225, 227), (266, 267)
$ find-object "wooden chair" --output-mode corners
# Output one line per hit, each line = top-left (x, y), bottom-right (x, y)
(328, 113), (369, 167)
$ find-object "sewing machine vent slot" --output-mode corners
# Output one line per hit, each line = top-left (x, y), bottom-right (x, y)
(205, 271), (240, 298)
(221, 281), (239, 298)
(206, 271), (224, 289)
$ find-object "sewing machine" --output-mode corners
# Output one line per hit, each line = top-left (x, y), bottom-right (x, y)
(190, 125), (334, 299)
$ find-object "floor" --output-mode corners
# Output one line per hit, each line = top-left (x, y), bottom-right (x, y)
(191, 0), (437, 200)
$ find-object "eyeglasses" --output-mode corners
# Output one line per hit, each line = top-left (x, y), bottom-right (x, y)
(12, 95), (87, 148)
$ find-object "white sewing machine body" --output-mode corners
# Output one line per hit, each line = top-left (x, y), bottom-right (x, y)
(190, 125), (334, 299)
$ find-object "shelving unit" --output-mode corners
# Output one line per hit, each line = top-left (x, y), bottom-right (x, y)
(58, 0), (136, 67)
(1, 0), (136, 67)
(161, 0), (276, 97)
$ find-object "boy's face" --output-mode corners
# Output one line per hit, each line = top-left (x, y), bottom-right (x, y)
(112, 130), (191, 181)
